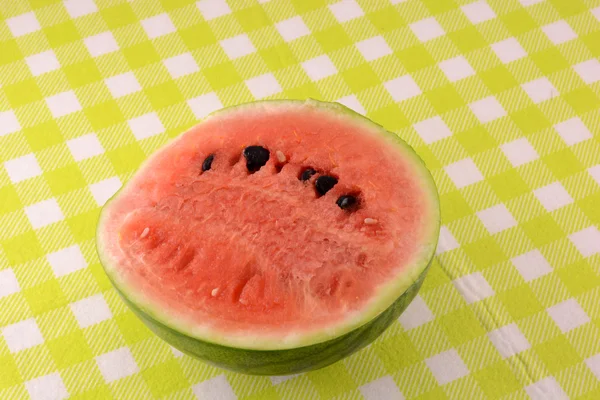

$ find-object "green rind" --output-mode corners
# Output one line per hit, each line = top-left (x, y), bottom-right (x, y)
(112, 257), (431, 375)
(96, 99), (440, 372)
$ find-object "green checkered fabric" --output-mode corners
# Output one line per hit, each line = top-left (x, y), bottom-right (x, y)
(1, 0), (600, 398)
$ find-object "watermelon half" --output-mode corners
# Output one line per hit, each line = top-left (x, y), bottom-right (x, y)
(96, 99), (440, 375)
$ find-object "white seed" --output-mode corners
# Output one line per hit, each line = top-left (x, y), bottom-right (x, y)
(276, 150), (286, 163)
(140, 227), (150, 238)
(211, 288), (219, 297)
(239, 298), (248, 305)
(364, 218), (378, 225)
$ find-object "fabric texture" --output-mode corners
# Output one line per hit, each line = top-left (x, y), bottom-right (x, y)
(1, 0), (600, 399)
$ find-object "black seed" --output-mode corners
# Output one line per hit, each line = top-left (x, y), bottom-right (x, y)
(315, 175), (338, 196)
(299, 168), (317, 181)
(336, 195), (358, 210)
(202, 154), (214, 172)
(243, 146), (270, 172)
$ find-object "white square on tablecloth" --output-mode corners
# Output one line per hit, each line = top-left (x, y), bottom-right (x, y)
(25, 199), (64, 229)
(542, 20), (577, 45)
(554, 117), (592, 146)
(439, 56), (475, 82)
(534, 182), (573, 212)
(586, 353), (600, 380)
(105, 72), (142, 98)
(469, 96), (506, 123)
(461, 1), (497, 24)
(425, 349), (469, 385)
(84, 31), (119, 57)
(67, 133), (105, 161)
(519, 0), (544, 5)
(302, 55), (337, 81)
(336, 95), (366, 115)
(220, 34), (256, 60)
(192, 375), (236, 400)
(410, 17), (445, 42)
(25, 373), (68, 400)
(128, 112), (165, 140)
(170, 346), (185, 358)
(4, 154), (42, 183)
(384, 75), (421, 102)
(436, 226), (460, 255)
(64, 0), (98, 18)
(141, 13), (176, 39)
(589, 165), (600, 186)
(164, 53), (199, 79)
(46, 91), (82, 118)
(488, 323), (531, 358)
(96, 347), (139, 383)
(547, 298), (590, 333)
(569, 227), (600, 257)
(398, 295), (433, 330)
(6, 12), (41, 37)
(89, 177), (122, 206)
(453, 272), (495, 304)
(445, 158), (483, 189)
(2, 318), (44, 353)
(525, 377), (568, 400)
(329, 0), (364, 23)
(188, 92), (223, 119)
(0, 111), (20, 137)
(270, 374), (300, 385)
(413, 116), (452, 144)
(197, 0), (231, 20)
(511, 250), (552, 282)
(360, 376), (405, 400)
(521, 77), (558, 104)
(276, 16), (310, 42)
(501, 138), (539, 167)
(71, 294), (112, 328)
(491, 38), (527, 64)
(47, 245), (88, 277)
(26, 50), (61, 76)
(245, 73), (282, 99)
(356, 36), (393, 62)
(0, 269), (20, 299)
(574, 59), (600, 84)
(477, 204), (517, 234)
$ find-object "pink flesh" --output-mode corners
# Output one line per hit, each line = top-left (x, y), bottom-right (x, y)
(101, 106), (432, 335)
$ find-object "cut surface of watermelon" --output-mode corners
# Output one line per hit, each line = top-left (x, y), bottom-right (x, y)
(97, 100), (439, 371)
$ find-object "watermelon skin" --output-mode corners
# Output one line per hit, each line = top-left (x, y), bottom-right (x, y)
(97, 99), (440, 374)
(114, 260), (430, 375)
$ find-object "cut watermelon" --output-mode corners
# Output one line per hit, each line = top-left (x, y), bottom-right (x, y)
(96, 100), (440, 375)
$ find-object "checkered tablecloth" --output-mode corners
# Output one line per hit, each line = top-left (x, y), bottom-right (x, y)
(1, 0), (600, 399)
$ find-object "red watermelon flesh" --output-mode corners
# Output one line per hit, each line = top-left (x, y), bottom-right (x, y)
(99, 102), (437, 341)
